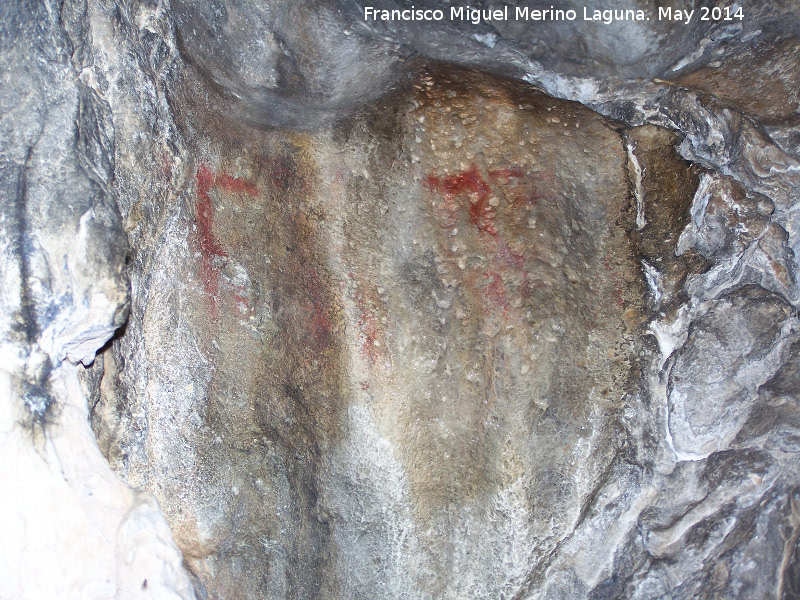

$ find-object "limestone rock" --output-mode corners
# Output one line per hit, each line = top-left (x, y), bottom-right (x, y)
(3, 0), (800, 599)
(0, 0), (196, 598)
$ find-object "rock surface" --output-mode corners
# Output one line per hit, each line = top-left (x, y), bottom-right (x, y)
(2, 0), (800, 599)
(0, 1), (195, 598)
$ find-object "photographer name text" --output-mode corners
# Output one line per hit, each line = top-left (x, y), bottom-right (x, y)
(363, 5), (744, 25)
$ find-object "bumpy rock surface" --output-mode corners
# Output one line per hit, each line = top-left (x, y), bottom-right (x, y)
(3, 1), (800, 599)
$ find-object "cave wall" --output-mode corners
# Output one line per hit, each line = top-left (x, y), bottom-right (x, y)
(2, 1), (800, 599)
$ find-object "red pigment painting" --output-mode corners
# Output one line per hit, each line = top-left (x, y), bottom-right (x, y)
(424, 164), (540, 321)
(424, 165), (526, 237)
(194, 163), (259, 315)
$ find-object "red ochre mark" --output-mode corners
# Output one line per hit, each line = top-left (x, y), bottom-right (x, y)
(426, 165), (537, 321)
(218, 173), (259, 196)
(233, 291), (251, 313)
(194, 164), (259, 314)
(484, 270), (510, 313)
(424, 165), (528, 236)
(480, 241), (529, 320)
(425, 166), (495, 235)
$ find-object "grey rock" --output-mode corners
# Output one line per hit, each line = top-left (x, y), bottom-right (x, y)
(0, 0), (195, 597)
(667, 286), (798, 459)
(3, 0), (800, 598)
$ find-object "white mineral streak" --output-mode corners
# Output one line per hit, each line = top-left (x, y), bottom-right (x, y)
(648, 304), (692, 368)
(668, 37), (715, 73)
(688, 173), (713, 231)
(665, 387), (714, 462)
(0, 365), (196, 600)
(626, 138), (647, 229)
(641, 260), (663, 304)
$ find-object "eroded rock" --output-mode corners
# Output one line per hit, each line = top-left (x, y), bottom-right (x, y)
(4, 0), (800, 598)
(0, 1), (195, 598)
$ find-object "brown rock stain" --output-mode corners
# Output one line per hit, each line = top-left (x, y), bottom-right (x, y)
(366, 67), (643, 539)
(177, 97), (347, 597)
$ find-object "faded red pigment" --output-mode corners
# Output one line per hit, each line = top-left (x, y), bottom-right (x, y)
(356, 285), (381, 365)
(424, 166), (495, 235)
(194, 164), (259, 313)
(425, 165), (538, 320)
(424, 166), (527, 236)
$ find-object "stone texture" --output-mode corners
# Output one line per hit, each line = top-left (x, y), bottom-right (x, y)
(676, 36), (800, 124)
(3, 0), (800, 599)
(0, 1), (196, 598)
